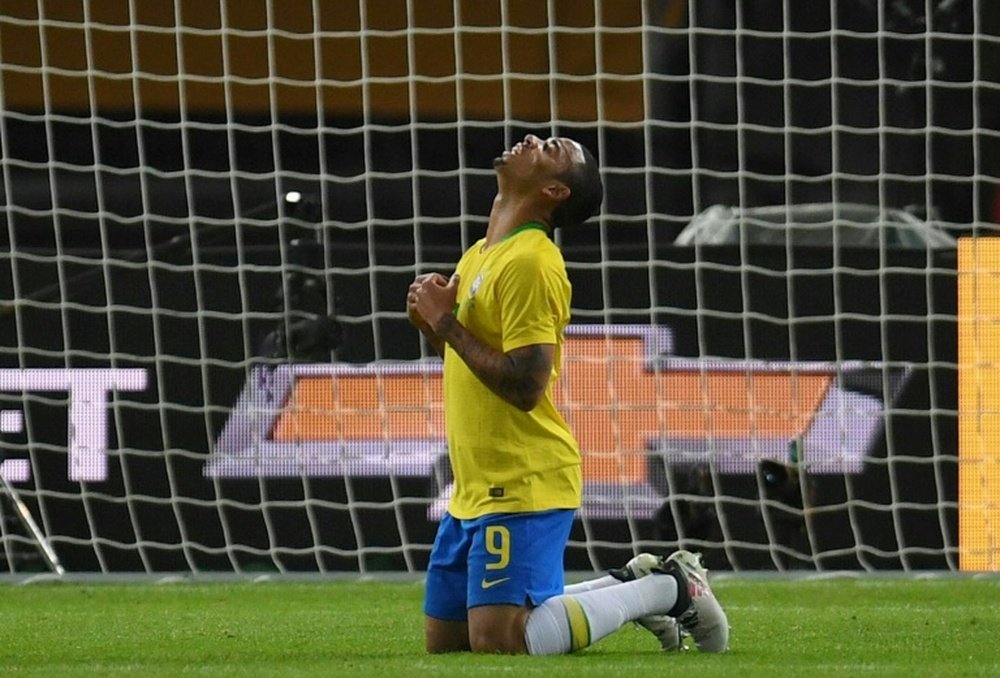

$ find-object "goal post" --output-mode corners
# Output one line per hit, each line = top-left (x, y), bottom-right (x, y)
(0, 1), (998, 574)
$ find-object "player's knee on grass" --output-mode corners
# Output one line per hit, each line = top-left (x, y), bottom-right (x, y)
(425, 617), (471, 654)
(468, 605), (530, 654)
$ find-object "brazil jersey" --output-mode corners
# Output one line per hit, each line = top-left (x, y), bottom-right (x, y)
(443, 223), (582, 519)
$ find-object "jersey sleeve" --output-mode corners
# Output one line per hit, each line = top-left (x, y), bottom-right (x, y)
(495, 245), (570, 353)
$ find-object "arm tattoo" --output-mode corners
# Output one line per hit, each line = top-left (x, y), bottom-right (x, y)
(435, 313), (552, 412)
(422, 328), (446, 357)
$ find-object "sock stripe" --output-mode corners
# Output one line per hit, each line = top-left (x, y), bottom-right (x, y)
(562, 597), (591, 651)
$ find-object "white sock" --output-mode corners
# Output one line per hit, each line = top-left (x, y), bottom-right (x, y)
(524, 575), (679, 655)
(562, 573), (620, 594)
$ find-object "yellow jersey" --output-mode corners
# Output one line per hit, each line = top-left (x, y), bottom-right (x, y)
(443, 223), (582, 519)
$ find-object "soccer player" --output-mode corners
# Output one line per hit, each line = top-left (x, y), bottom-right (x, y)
(407, 134), (729, 655)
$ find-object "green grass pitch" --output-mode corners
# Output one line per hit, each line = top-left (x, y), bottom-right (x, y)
(1, 576), (997, 676)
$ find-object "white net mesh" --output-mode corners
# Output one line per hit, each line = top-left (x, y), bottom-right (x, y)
(0, 1), (998, 574)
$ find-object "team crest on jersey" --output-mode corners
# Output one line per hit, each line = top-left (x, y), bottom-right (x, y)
(469, 272), (484, 299)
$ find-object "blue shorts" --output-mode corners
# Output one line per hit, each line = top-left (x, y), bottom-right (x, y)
(423, 509), (575, 622)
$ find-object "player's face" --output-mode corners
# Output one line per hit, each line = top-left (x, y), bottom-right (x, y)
(493, 134), (584, 183)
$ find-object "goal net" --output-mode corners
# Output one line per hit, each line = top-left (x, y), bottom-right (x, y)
(1, 1), (998, 575)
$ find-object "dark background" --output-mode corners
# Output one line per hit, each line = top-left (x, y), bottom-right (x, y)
(0, 218), (959, 573)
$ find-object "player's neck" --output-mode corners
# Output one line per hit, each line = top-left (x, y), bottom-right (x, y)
(484, 193), (550, 248)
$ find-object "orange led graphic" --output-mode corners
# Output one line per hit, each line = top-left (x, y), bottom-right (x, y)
(958, 237), (1000, 572)
(269, 331), (832, 485)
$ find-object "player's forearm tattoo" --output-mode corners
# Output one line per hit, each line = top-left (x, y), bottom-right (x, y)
(421, 327), (446, 357)
(435, 313), (550, 411)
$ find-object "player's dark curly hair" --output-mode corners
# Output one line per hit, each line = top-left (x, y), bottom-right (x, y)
(550, 143), (603, 230)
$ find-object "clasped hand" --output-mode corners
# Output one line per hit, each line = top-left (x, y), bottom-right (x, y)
(407, 273), (460, 334)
